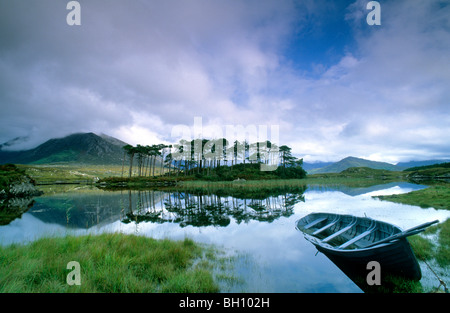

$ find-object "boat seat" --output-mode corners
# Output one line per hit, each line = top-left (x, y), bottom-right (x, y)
(338, 222), (377, 249)
(313, 216), (341, 235)
(322, 217), (357, 243)
(303, 217), (328, 230)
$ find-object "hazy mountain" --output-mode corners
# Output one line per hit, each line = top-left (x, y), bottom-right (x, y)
(0, 132), (128, 165)
(302, 161), (334, 172)
(308, 156), (400, 174)
(0, 136), (30, 150)
(307, 156), (450, 174)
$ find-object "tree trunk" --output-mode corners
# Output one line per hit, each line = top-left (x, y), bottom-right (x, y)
(121, 151), (126, 178)
(129, 154), (134, 178)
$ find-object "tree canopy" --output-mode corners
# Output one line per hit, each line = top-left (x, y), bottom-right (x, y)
(121, 138), (306, 180)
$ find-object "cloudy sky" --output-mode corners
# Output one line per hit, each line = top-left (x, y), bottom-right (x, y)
(0, 0), (449, 163)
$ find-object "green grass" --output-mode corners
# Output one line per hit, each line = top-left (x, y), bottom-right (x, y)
(408, 235), (436, 262)
(30, 150), (79, 165)
(0, 233), (221, 293)
(180, 178), (307, 188)
(374, 185), (450, 210)
(18, 164), (124, 184)
(434, 218), (450, 267)
(371, 275), (423, 293)
(404, 163), (450, 181)
(20, 163), (307, 187)
(306, 167), (407, 187)
(19, 164), (169, 185)
(407, 218), (450, 289)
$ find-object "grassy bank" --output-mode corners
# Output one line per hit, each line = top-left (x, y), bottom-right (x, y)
(375, 184), (450, 267)
(408, 218), (450, 268)
(18, 164), (125, 185)
(18, 162), (307, 186)
(375, 184), (450, 211)
(179, 178), (306, 188)
(374, 183), (450, 290)
(0, 233), (221, 293)
(0, 164), (29, 192)
(305, 167), (407, 187)
(0, 164), (41, 197)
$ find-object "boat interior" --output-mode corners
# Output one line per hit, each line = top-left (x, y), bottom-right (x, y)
(297, 213), (401, 250)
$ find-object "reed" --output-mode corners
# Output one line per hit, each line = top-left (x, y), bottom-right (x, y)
(0, 233), (220, 293)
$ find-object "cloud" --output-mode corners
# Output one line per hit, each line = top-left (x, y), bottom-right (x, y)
(275, 0), (450, 162)
(0, 0), (301, 146)
(0, 0), (449, 163)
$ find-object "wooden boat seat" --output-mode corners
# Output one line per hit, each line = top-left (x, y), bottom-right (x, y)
(338, 222), (377, 249)
(303, 217), (328, 230)
(322, 217), (357, 243)
(313, 216), (341, 236)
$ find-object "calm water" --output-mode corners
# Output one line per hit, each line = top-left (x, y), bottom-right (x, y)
(1, 182), (449, 292)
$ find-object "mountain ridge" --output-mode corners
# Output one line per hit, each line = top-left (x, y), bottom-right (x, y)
(305, 156), (450, 174)
(0, 132), (128, 165)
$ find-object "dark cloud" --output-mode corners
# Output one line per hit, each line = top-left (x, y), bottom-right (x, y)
(0, 0), (449, 163)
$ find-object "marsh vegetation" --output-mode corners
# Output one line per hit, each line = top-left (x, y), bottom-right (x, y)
(0, 233), (238, 293)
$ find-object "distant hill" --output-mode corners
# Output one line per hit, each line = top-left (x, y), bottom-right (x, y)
(307, 156), (450, 174)
(404, 162), (450, 172)
(308, 156), (400, 174)
(397, 159), (450, 169)
(403, 162), (450, 182)
(302, 161), (334, 172)
(0, 133), (128, 165)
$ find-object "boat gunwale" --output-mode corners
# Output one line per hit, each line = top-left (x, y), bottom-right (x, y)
(302, 232), (406, 253)
(296, 212), (404, 251)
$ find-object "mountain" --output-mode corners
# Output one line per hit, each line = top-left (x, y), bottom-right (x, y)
(0, 136), (30, 150)
(0, 133), (128, 165)
(307, 156), (400, 174)
(302, 161), (334, 172)
(307, 156), (450, 174)
(396, 159), (450, 170)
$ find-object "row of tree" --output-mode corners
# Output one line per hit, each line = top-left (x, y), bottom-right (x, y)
(121, 138), (304, 178)
(122, 144), (171, 178)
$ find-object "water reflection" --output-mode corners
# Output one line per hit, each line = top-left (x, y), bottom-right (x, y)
(122, 187), (306, 228)
(19, 186), (307, 230)
(0, 197), (35, 225)
(28, 188), (127, 229)
(1, 182), (449, 293)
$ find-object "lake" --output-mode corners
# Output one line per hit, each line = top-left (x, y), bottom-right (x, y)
(1, 181), (449, 292)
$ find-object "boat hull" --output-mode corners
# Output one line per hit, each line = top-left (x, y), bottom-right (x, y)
(310, 237), (422, 280)
(297, 213), (423, 281)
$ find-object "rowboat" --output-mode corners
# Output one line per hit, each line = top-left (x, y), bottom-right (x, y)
(296, 212), (438, 281)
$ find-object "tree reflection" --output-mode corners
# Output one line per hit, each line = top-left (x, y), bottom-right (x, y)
(0, 197), (35, 225)
(121, 186), (306, 227)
